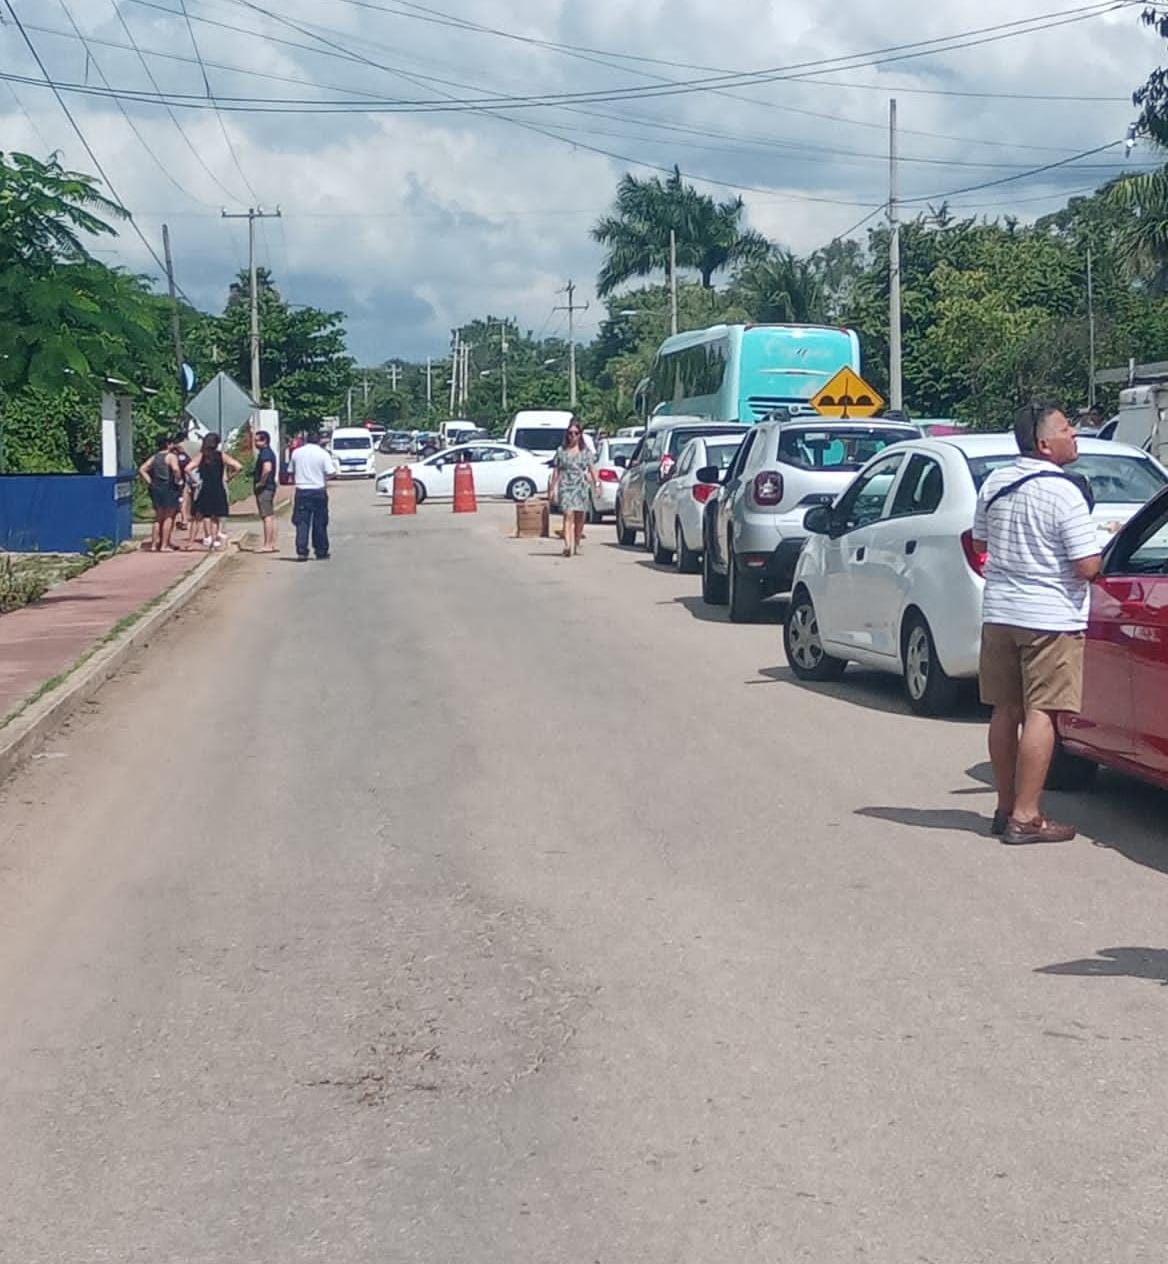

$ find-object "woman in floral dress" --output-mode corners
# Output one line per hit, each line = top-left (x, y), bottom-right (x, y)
(549, 419), (598, 557)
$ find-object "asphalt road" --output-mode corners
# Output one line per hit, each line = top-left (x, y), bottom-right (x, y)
(3, 483), (1167, 1263)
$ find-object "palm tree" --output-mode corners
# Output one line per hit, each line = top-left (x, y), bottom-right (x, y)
(1106, 166), (1168, 293)
(733, 248), (824, 323)
(592, 167), (769, 295)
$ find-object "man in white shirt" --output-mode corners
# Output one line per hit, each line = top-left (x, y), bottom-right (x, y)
(288, 431), (337, 561)
(971, 403), (1102, 845)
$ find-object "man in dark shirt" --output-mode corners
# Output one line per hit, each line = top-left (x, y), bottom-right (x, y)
(253, 429), (279, 553)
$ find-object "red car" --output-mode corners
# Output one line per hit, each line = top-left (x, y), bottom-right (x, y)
(1052, 486), (1168, 791)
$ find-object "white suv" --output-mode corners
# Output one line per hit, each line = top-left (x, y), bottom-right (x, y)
(700, 416), (920, 621)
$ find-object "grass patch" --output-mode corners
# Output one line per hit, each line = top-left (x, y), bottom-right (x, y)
(0, 553), (93, 614)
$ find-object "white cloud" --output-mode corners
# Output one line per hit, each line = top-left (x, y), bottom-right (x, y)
(1, 0), (1163, 360)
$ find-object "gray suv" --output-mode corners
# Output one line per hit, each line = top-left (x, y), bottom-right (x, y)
(700, 416), (920, 621)
(615, 417), (747, 550)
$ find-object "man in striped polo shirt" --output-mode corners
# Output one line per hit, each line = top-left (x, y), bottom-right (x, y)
(971, 403), (1103, 845)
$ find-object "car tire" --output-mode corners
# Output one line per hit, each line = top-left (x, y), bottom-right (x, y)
(508, 477), (536, 501)
(675, 519), (700, 574)
(615, 500), (637, 546)
(727, 549), (762, 623)
(901, 611), (961, 717)
(701, 529), (729, 605)
(642, 509), (654, 554)
(588, 501), (602, 525)
(1046, 739), (1099, 791)
(784, 588), (847, 681)
(412, 480), (427, 504)
(652, 512), (673, 565)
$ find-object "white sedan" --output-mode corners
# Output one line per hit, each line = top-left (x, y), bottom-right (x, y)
(784, 434), (1168, 716)
(590, 437), (640, 520)
(375, 441), (550, 503)
(649, 433), (745, 571)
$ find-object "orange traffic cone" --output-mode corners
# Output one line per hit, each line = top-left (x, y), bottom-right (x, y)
(391, 463), (416, 515)
(453, 461), (477, 513)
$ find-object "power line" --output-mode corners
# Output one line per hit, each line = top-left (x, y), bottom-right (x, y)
(1, 0), (196, 300)
(176, 0), (260, 203)
(105, 0), (249, 204)
(905, 139), (1125, 203)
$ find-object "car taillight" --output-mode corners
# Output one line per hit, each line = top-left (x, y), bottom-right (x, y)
(692, 483), (718, 504)
(598, 467), (619, 482)
(752, 470), (784, 506)
(961, 530), (988, 576)
(659, 454), (675, 479)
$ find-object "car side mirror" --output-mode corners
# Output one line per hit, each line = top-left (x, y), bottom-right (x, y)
(803, 505), (833, 535)
(696, 465), (720, 485)
(614, 455), (628, 468)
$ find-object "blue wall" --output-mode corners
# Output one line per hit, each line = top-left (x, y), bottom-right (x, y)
(0, 474), (135, 553)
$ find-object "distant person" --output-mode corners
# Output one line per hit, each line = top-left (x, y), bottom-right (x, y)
(253, 429), (279, 553)
(137, 434), (184, 552)
(186, 432), (241, 551)
(549, 417), (597, 557)
(289, 429), (337, 561)
(971, 402), (1102, 846)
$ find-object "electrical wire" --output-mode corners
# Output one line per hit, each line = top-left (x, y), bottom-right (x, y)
(1, 0), (196, 301)
(106, 0), (249, 204)
(904, 139), (1125, 203)
(176, 0), (259, 203)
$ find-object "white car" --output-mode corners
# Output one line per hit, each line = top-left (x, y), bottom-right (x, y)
(375, 441), (550, 503)
(784, 434), (1168, 716)
(328, 426), (377, 477)
(591, 436), (640, 520)
(649, 433), (744, 572)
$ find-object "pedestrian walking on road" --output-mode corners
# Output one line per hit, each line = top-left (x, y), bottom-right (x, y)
(971, 402), (1103, 845)
(549, 418), (597, 557)
(289, 430), (337, 561)
(253, 429), (279, 553)
(186, 433), (242, 551)
(137, 433), (184, 552)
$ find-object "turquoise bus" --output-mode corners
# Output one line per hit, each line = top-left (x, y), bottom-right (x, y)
(640, 323), (862, 424)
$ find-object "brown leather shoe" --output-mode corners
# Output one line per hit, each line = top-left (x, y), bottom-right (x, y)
(1002, 815), (1077, 845)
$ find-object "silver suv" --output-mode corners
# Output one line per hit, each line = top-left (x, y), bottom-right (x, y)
(700, 416), (920, 621)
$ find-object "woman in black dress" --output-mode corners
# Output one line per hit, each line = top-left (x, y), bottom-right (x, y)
(186, 432), (242, 550)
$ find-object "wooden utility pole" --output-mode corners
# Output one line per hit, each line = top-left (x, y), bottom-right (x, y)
(161, 223), (185, 403)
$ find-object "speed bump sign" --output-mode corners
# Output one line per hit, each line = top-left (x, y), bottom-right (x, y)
(811, 366), (885, 419)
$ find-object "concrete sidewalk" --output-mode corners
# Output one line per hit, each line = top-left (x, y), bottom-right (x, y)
(0, 549), (208, 725)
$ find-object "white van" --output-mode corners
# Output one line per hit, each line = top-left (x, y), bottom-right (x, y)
(440, 419), (478, 448)
(506, 410), (591, 459)
(327, 426), (377, 477)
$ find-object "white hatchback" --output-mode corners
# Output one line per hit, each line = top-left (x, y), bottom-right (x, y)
(375, 441), (550, 503)
(784, 434), (1168, 715)
(650, 433), (745, 572)
(591, 437), (640, 519)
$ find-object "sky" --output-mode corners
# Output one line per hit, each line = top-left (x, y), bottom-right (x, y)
(1, 0), (1165, 365)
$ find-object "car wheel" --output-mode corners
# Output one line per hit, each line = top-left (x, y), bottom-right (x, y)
(508, 477), (536, 501)
(784, 588), (847, 681)
(652, 512), (673, 565)
(412, 480), (427, 504)
(615, 500), (637, 546)
(902, 611), (961, 716)
(1046, 739), (1099, 791)
(727, 548), (762, 623)
(701, 528), (728, 605)
(675, 519), (700, 574)
(588, 501), (602, 525)
(642, 509), (654, 554)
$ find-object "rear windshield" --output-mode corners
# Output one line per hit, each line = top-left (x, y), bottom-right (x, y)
(666, 426), (746, 457)
(333, 436), (372, 450)
(513, 427), (566, 450)
(967, 452), (1167, 503)
(606, 440), (638, 462)
(777, 427), (916, 470)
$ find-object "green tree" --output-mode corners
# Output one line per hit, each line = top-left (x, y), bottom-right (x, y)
(591, 167), (768, 295)
(731, 248), (824, 322)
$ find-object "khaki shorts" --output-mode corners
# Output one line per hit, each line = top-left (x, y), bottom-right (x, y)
(979, 624), (1085, 713)
(255, 487), (276, 518)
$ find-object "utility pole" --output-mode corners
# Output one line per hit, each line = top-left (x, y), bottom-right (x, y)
(500, 324), (509, 413)
(449, 329), (460, 415)
(1087, 245), (1097, 408)
(346, 385), (353, 425)
(426, 357), (433, 413)
(460, 343), (471, 410)
(161, 223), (185, 408)
(556, 281), (589, 408)
(221, 207), (282, 406)
(669, 228), (679, 336)
(388, 363), (401, 391)
(888, 99), (903, 413)
(362, 373), (369, 406)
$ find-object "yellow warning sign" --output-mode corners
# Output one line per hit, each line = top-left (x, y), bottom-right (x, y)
(811, 366), (885, 419)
